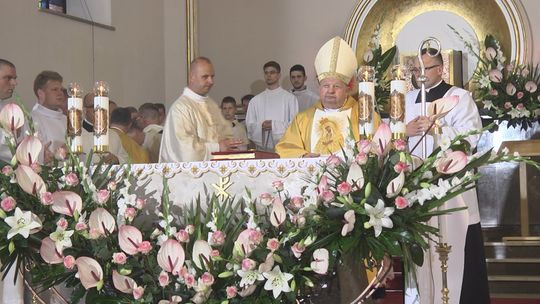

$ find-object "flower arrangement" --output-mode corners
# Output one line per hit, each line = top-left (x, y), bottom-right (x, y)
(360, 22), (397, 113)
(451, 26), (540, 130)
(1, 99), (539, 303)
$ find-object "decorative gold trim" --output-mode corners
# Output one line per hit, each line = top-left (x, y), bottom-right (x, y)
(93, 145), (109, 154)
(344, 0), (531, 85)
(186, 0), (198, 77)
(211, 176), (233, 199)
(330, 37), (340, 73)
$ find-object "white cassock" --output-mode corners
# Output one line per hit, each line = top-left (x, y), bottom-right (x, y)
(0, 100), (15, 163)
(230, 120), (248, 151)
(31, 103), (67, 163)
(291, 87), (319, 112)
(160, 87), (232, 163)
(80, 128), (129, 164)
(404, 82), (487, 304)
(246, 87), (298, 152)
(142, 124), (163, 163)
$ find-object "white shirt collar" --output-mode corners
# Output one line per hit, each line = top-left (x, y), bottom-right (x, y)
(183, 87), (209, 102)
(426, 79), (443, 92)
(33, 103), (65, 118)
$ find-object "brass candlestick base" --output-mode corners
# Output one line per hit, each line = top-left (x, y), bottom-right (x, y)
(435, 242), (452, 304)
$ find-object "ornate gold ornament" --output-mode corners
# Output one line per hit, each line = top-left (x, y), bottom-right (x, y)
(211, 176), (233, 199)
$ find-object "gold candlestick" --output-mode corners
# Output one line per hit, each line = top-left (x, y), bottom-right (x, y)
(435, 242), (451, 304)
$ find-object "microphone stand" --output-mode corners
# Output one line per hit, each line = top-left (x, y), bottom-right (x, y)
(416, 37), (451, 304)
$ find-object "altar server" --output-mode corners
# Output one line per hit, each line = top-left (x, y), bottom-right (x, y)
(404, 48), (489, 304)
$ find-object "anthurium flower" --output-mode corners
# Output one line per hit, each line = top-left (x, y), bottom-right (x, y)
(311, 248), (329, 274)
(428, 95), (459, 120)
(346, 162), (364, 190)
(0, 103), (24, 134)
(270, 198), (286, 227)
(157, 239), (185, 274)
(263, 266), (294, 298)
(525, 81), (537, 93)
(15, 135), (42, 166)
(4, 207), (42, 239)
(488, 69), (502, 82)
(436, 151), (468, 174)
(365, 199), (394, 237)
(372, 123), (392, 156)
(15, 165), (46, 196)
(88, 208), (116, 235)
(119, 225), (144, 255)
(40, 236), (64, 264)
(341, 210), (356, 236)
(484, 47), (497, 60)
(51, 191), (82, 217)
(317, 175), (329, 193)
(386, 172), (405, 198)
(112, 270), (137, 294)
(192, 240), (212, 270)
(75, 257), (103, 289)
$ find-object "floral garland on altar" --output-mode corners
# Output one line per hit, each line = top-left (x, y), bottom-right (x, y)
(1, 100), (539, 303)
(451, 26), (540, 130)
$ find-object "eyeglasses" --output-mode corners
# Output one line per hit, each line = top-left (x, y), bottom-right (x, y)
(410, 64), (440, 74)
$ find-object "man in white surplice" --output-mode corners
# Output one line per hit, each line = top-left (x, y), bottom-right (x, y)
(404, 48), (489, 304)
(246, 61), (298, 151)
(160, 57), (242, 163)
(289, 64), (319, 112)
(30, 70), (67, 164)
(0, 58), (24, 304)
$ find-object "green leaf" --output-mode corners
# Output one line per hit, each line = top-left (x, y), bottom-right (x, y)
(8, 240), (15, 255)
(410, 244), (424, 266)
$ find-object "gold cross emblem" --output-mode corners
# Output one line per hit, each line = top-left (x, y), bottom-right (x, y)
(211, 176), (233, 199)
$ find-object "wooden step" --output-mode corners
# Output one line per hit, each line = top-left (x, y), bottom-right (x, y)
(489, 275), (540, 294)
(484, 241), (540, 259)
(487, 258), (540, 276)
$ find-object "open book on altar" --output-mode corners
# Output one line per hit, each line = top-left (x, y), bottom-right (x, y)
(211, 150), (280, 160)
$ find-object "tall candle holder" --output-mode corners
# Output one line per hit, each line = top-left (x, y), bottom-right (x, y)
(357, 66), (376, 140)
(93, 81), (109, 153)
(389, 65), (407, 140)
(67, 82), (83, 154)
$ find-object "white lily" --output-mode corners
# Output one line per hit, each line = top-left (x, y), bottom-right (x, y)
(49, 229), (74, 252)
(262, 265), (294, 298)
(5, 207), (42, 239)
(341, 210), (356, 236)
(237, 269), (264, 288)
(364, 199), (394, 237)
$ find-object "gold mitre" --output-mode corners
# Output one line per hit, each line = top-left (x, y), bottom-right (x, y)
(315, 36), (358, 84)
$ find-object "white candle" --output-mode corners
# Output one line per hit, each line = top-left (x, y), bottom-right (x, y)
(358, 81), (376, 139)
(93, 95), (109, 153)
(67, 96), (83, 153)
(390, 80), (407, 138)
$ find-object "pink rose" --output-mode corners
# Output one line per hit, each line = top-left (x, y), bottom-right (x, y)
(357, 140), (371, 154)
(248, 229), (263, 244)
(521, 67), (530, 77)
(272, 180), (284, 191)
(291, 242), (305, 258)
(159, 271), (169, 287)
(124, 207), (137, 222)
(210, 249), (220, 257)
(242, 258), (256, 271)
(40, 192), (53, 205)
(1, 166), (13, 176)
(138, 241), (152, 254)
(175, 229), (190, 242)
(112, 252), (127, 264)
(488, 69), (503, 83)
(97, 189), (110, 205)
(135, 198), (146, 210)
(355, 153), (368, 165)
(317, 175), (329, 193)
(133, 286), (144, 300)
(75, 222), (87, 231)
(63, 255), (76, 269)
(30, 162), (42, 173)
(65, 172), (79, 186)
(296, 215), (306, 227)
(226, 286), (238, 299)
(200, 272), (214, 285)
(259, 193), (273, 206)
(267, 238), (280, 252)
(504, 102), (513, 109)
(525, 81), (538, 93)
(395, 196), (409, 209)
(289, 196), (304, 210)
(516, 92), (524, 99)
(393, 161), (409, 173)
(184, 274), (196, 287)
(56, 217), (68, 230)
(337, 182), (352, 196)
(393, 139), (406, 151)
(489, 88), (499, 96)
(179, 267), (188, 278)
(210, 230), (226, 246)
(1, 196), (16, 212)
(516, 103), (524, 110)
(321, 190), (334, 202)
(325, 154), (342, 168)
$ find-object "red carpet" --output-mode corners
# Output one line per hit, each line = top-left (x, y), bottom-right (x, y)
(379, 294), (540, 304)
